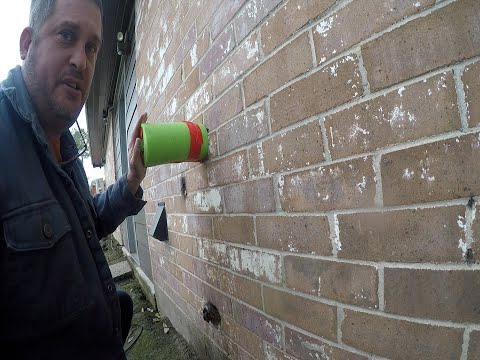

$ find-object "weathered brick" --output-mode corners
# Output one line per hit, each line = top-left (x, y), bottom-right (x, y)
(381, 132), (480, 206)
(209, 130), (219, 159)
(213, 33), (260, 96)
(185, 79), (213, 120)
(218, 104), (269, 155)
(260, 120), (324, 174)
(271, 55), (362, 131)
(174, 24), (197, 71)
(210, 0), (247, 40)
(213, 216), (255, 245)
(224, 178), (275, 213)
(263, 286), (337, 340)
(176, 67), (200, 111)
(326, 72), (460, 159)
(200, 25), (236, 82)
(363, 0), (480, 91)
(184, 30), (210, 77)
(168, 232), (199, 257)
(285, 256), (378, 309)
(196, 0), (223, 34)
(384, 268), (480, 323)
(262, 0), (336, 54)
(199, 239), (230, 267)
(285, 327), (368, 360)
(235, 0), (283, 42)
(313, 0), (434, 65)
(232, 301), (282, 347)
(185, 164), (209, 193)
(184, 215), (213, 238)
(186, 188), (223, 214)
(342, 310), (464, 360)
(205, 84), (243, 130)
(244, 33), (312, 106)
(222, 315), (264, 359)
(176, 251), (195, 274)
(463, 61), (480, 127)
(469, 331), (480, 360)
(473, 205), (480, 264)
(165, 66), (183, 107)
(256, 216), (331, 255)
(339, 206), (467, 263)
(231, 247), (282, 283)
(263, 344), (297, 360)
(279, 156), (376, 212)
(207, 150), (249, 186)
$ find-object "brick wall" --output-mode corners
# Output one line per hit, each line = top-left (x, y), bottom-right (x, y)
(134, 0), (480, 359)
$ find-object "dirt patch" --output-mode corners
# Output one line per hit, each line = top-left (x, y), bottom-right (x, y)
(102, 235), (125, 265)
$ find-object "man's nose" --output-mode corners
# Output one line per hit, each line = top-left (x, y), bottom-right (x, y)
(70, 44), (87, 71)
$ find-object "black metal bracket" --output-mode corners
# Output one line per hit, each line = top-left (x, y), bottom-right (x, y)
(149, 202), (168, 241)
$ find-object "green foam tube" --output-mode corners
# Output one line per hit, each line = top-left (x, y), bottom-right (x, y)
(140, 122), (209, 167)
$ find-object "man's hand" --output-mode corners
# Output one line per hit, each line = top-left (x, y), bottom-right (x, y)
(127, 113), (148, 195)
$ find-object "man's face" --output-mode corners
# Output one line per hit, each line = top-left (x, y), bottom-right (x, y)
(22, 0), (102, 128)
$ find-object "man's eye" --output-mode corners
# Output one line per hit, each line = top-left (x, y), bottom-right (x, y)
(86, 43), (98, 54)
(59, 30), (74, 42)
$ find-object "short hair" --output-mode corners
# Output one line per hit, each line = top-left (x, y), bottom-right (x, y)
(29, 0), (103, 36)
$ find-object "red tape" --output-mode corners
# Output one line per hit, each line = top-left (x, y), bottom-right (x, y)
(185, 122), (204, 161)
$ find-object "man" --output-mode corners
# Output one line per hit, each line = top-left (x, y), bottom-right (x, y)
(0, 0), (147, 358)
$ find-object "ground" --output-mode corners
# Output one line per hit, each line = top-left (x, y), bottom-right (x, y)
(103, 236), (199, 360)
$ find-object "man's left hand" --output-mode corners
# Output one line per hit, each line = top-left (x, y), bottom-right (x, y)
(127, 113), (148, 195)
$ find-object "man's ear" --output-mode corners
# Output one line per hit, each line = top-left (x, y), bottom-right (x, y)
(20, 27), (33, 60)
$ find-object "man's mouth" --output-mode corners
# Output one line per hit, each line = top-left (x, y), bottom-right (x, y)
(66, 82), (79, 90)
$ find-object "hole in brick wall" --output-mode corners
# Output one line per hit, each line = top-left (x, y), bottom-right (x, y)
(181, 176), (187, 198)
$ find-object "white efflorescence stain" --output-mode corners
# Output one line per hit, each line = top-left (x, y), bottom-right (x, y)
(193, 189), (222, 212)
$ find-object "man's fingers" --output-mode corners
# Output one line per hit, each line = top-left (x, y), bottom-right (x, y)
(129, 113), (148, 148)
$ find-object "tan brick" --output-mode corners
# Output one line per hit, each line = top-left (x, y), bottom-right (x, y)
(233, 301), (282, 347)
(200, 25), (236, 82)
(244, 33), (313, 106)
(234, 0), (283, 42)
(326, 72), (460, 159)
(224, 178), (275, 213)
(213, 216), (255, 245)
(185, 164), (209, 193)
(384, 268), (480, 323)
(264, 286), (337, 340)
(199, 239), (230, 268)
(210, 0), (247, 40)
(263, 344), (297, 360)
(285, 327), (368, 360)
(196, 0), (223, 34)
(218, 104), (269, 155)
(176, 251), (195, 274)
(213, 32), (260, 96)
(165, 66), (183, 106)
(256, 216), (331, 255)
(222, 315), (264, 359)
(186, 188), (224, 214)
(343, 310), (464, 360)
(339, 206), (467, 263)
(363, 0), (480, 91)
(382, 132), (480, 206)
(185, 79), (213, 120)
(261, 120), (324, 174)
(209, 130), (218, 159)
(168, 232), (199, 257)
(184, 30), (210, 77)
(185, 215), (213, 238)
(313, 0), (434, 65)
(279, 156), (376, 212)
(174, 24), (197, 71)
(176, 67), (200, 111)
(231, 247), (282, 284)
(207, 150), (249, 186)
(205, 84), (243, 130)
(261, 0), (336, 54)
(463, 61), (480, 127)
(285, 256), (378, 309)
(271, 55), (362, 131)
(469, 331), (480, 360)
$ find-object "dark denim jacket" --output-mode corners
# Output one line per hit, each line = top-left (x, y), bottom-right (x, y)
(0, 66), (146, 359)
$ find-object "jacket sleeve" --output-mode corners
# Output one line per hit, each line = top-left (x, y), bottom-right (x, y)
(92, 174), (147, 239)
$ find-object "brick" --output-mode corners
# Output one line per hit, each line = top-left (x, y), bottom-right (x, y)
(263, 286), (337, 340)
(224, 178), (275, 213)
(208, 130), (219, 159)
(381, 132), (480, 206)
(263, 344), (297, 360)
(186, 188), (224, 214)
(285, 256), (378, 309)
(165, 66), (183, 106)
(218, 104), (269, 155)
(313, 0), (433, 65)
(235, 0), (283, 42)
(184, 30), (210, 77)
(176, 251), (195, 274)
(168, 232), (199, 257)
(256, 216), (331, 255)
(279, 156), (376, 212)
(469, 331), (480, 360)
(463, 61), (480, 127)
(196, 0), (223, 34)
(260, 120), (324, 174)
(199, 239), (230, 267)
(233, 301), (282, 347)
(200, 26), (236, 82)
(210, 0), (247, 40)
(213, 216), (255, 245)
(185, 79), (213, 120)
(176, 67), (200, 111)
(207, 150), (249, 186)
(205, 84), (243, 130)
(213, 33), (260, 96)
(244, 33), (312, 106)
(271, 55), (362, 131)
(232, 247), (282, 283)
(203, 262), (263, 309)
(174, 24), (197, 70)
(222, 315), (264, 359)
(184, 215), (213, 238)
(363, 0), (480, 91)
(473, 206), (480, 264)
(185, 164), (209, 193)
(326, 72), (460, 159)
(285, 327), (368, 360)
(262, 0), (336, 54)
(384, 268), (480, 323)
(342, 310), (464, 360)
(338, 206), (467, 263)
